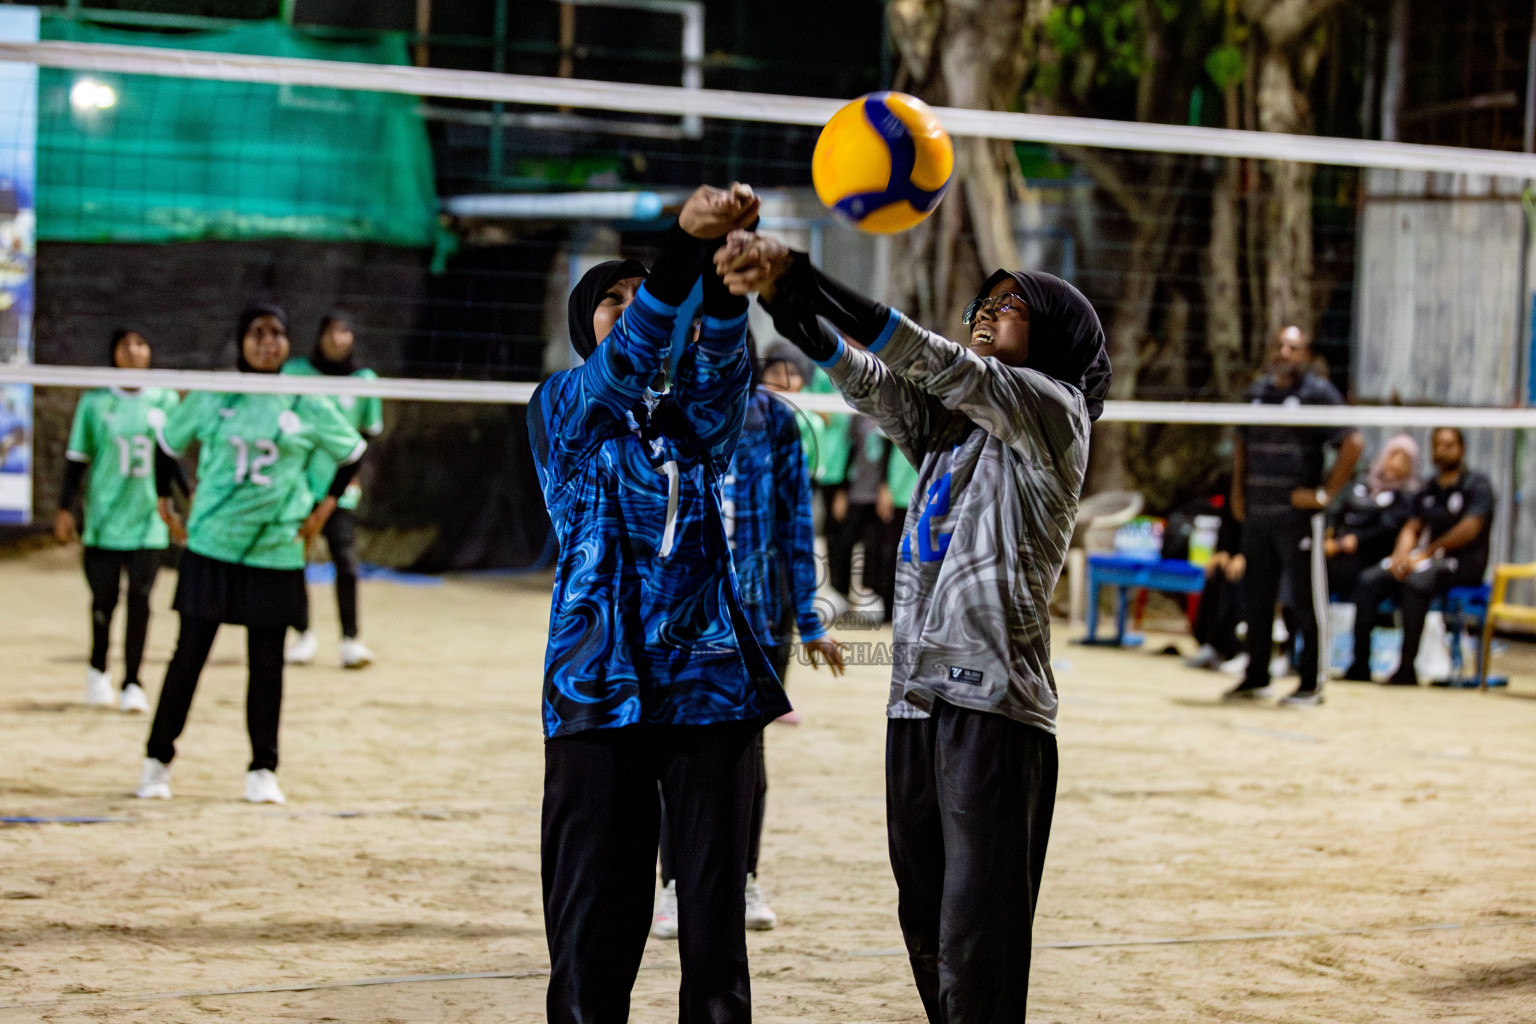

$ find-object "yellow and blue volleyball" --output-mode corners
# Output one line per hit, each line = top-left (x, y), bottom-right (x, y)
(812, 91), (954, 234)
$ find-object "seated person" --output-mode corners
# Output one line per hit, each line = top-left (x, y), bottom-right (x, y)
(1344, 427), (1493, 685)
(1325, 433), (1418, 597)
(1185, 498), (1244, 670)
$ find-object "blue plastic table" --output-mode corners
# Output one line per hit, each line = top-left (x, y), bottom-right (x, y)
(1081, 554), (1207, 647)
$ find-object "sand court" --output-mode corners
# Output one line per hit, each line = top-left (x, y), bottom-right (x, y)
(4, 546), (1536, 1023)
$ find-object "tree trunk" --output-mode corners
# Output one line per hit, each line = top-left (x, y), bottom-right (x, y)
(886, 0), (1030, 332)
(1206, 157), (1246, 398)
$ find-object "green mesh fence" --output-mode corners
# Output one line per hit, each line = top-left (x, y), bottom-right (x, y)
(37, 19), (437, 247)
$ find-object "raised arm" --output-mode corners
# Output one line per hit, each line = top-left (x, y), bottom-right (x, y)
(532, 185), (761, 471)
(669, 258), (753, 474)
(720, 232), (1087, 469)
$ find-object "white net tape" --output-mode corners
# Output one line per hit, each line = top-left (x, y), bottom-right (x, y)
(3, 38), (1532, 432)
(2, 40), (1536, 177)
(2, 365), (1530, 429)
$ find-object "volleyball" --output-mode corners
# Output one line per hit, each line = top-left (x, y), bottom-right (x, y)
(812, 91), (954, 234)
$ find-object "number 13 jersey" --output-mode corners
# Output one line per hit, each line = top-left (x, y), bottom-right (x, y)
(67, 387), (182, 550)
(156, 391), (365, 570)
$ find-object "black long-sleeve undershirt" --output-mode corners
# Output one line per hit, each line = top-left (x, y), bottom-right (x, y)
(760, 251), (890, 363)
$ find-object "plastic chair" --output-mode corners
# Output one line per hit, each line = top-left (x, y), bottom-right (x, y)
(1066, 491), (1144, 626)
(1478, 563), (1536, 690)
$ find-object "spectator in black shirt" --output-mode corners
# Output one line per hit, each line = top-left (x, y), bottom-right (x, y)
(1228, 326), (1364, 705)
(1325, 433), (1418, 597)
(1344, 427), (1494, 685)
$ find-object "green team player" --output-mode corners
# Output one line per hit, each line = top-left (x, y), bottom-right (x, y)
(280, 311), (384, 669)
(137, 304), (365, 805)
(55, 329), (181, 712)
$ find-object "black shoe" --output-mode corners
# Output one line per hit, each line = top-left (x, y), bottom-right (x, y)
(1279, 687), (1324, 707)
(1385, 670), (1419, 686)
(1222, 682), (1272, 701)
(1341, 662), (1372, 682)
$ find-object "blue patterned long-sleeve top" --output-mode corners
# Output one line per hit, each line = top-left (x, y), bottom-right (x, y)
(723, 388), (827, 647)
(528, 285), (790, 738)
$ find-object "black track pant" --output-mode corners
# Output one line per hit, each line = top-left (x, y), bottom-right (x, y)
(296, 508), (360, 638)
(1192, 573), (1244, 660)
(83, 547), (160, 687)
(1350, 559), (1481, 680)
(543, 721), (761, 1024)
(1240, 508), (1323, 691)
(145, 615), (286, 771)
(659, 639), (788, 884)
(828, 502), (889, 600)
(887, 701), (1058, 1024)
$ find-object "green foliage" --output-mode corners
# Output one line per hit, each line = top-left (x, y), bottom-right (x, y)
(1204, 43), (1244, 91)
(1035, 0), (1242, 106)
(1042, 0), (1151, 95)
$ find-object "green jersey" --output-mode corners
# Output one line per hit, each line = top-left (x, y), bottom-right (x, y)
(157, 390), (365, 570)
(802, 368), (851, 486)
(886, 447), (919, 511)
(66, 388), (181, 550)
(281, 357), (384, 511)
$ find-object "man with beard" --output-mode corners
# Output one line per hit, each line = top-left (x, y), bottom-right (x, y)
(1344, 426), (1493, 685)
(1227, 326), (1363, 706)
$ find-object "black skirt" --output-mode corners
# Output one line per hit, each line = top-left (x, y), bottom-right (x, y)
(173, 549), (307, 629)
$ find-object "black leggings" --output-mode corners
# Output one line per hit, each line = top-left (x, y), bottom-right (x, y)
(659, 638), (790, 884)
(544, 721), (760, 1024)
(146, 615), (286, 771)
(83, 547), (161, 687)
(296, 508), (360, 638)
(887, 702), (1058, 1024)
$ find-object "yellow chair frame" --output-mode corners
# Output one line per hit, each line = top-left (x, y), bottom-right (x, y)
(1479, 562), (1536, 690)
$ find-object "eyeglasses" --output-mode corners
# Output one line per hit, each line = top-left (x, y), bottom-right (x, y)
(962, 293), (1030, 326)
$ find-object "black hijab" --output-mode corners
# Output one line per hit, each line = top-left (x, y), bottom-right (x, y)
(311, 310), (358, 376)
(568, 259), (650, 361)
(235, 302), (288, 374)
(978, 269), (1111, 422)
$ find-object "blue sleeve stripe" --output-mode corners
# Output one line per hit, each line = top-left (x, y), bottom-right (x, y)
(633, 285), (681, 318)
(866, 309), (901, 354)
(814, 335), (846, 369)
(701, 310), (749, 332)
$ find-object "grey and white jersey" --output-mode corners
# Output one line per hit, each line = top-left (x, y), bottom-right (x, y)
(824, 313), (1089, 734)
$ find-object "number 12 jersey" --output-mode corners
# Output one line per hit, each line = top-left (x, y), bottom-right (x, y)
(156, 391), (365, 570)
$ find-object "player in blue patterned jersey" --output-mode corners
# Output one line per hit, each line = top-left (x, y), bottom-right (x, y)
(653, 343), (846, 939)
(529, 184), (783, 1024)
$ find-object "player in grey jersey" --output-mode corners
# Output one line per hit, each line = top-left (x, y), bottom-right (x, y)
(717, 231), (1110, 1023)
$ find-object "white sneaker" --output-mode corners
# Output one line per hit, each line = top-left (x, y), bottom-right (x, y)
(1218, 653), (1250, 675)
(244, 768), (286, 805)
(85, 667), (114, 706)
(1183, 643), (1220, 669)
(744, 873), (778, 930)
(339, 637), (374, 669)
(135, 758), (171, 799)
(1269, 654), (1293, 679)
(651, 879), (678, 940)
(285, 630), (318, 665)
(119, 682), (151, 714)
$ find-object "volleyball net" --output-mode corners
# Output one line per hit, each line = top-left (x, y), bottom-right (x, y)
(3, 29), (1536, 566)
